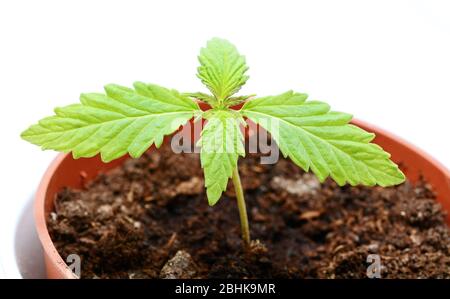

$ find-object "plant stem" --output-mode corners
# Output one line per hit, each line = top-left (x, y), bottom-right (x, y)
(231, 165), (251, 247)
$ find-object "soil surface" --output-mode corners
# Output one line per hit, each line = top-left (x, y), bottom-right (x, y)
(48, 144), (450, 278)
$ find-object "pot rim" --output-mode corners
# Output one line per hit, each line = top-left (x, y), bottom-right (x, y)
(33, 118), (450, 279)
(34, 152), (77, 279)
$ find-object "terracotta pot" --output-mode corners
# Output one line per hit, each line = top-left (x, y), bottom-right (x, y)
(34, 119), (450, 279)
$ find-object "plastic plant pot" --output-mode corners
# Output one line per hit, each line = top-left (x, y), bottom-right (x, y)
(33, 119), (450, 279)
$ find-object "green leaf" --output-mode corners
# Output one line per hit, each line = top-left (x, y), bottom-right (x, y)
(183, 92), (218, 106)
(225, 94), (256, 107)
(21, 83), (200, 162)
(198, 109), (245, 205)
(241, 91), (405, 186)
(197, 38), (249, 101)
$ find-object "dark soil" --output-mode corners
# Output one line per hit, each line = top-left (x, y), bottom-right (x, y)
(48, 144), (450, 278)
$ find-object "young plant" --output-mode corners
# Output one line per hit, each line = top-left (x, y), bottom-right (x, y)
(21, 38), (405, 247)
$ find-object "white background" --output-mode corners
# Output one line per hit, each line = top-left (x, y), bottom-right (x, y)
(0, 0), (449, 278)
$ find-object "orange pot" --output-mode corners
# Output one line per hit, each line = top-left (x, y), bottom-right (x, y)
(34, 119), (450, 279)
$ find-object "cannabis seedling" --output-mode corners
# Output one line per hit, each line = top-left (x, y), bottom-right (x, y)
(21, 38), (405, 247)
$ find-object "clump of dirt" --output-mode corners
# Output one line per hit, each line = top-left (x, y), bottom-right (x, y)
(48, 144), (450, 278)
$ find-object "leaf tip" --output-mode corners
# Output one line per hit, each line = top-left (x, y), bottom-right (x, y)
(20, 128), (30, 139)
(206, 189), (221, 206)
(71, 151), (81, 160)
(99, 152), (113, 163)
(390, 167), (407, 185)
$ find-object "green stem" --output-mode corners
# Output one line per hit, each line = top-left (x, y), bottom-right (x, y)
(231, 165), (251, 247)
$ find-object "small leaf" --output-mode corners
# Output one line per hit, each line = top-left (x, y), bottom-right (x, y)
(197, 38), (249, 101)
(225, 94), (256, 107)
(183, 92), (218, 106)
(21, 83), (200, 162)
(241, 91), (405, 186)
(198, 109), (245, 205)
